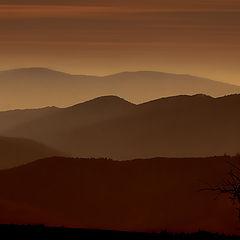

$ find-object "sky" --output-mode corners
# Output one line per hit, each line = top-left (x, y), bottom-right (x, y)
(0, 0), (240, 84)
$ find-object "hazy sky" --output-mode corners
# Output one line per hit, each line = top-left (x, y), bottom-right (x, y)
(0, 0), (240, 84)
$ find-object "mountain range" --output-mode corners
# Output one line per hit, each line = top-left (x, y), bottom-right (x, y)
(1, 67), (240, 110)
(2, 94), (240, 160)
(0, 156), (238, 234)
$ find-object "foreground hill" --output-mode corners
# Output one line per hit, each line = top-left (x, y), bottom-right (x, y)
(0, 156), (239, 233)
(0, 68), (240, 110)
(0, 136), (61, 169)
(0, 225), (238, 239)
(5, 94), (240, 159)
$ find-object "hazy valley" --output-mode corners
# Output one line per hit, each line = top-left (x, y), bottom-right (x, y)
(0, 93), (239, 166)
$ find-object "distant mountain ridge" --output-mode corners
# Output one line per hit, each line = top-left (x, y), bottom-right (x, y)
(2, 94), (240, 159)
(0, 67), (239, 110)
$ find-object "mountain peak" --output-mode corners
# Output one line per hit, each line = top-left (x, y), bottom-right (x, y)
(68, 96), (135, 110)
(192, 94), (213, 98)
(85, 95), (132, 103)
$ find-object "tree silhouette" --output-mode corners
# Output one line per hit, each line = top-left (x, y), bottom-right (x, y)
(202, 159), (240, 222)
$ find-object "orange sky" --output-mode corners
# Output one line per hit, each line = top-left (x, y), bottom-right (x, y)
(0, 0), (240, 84)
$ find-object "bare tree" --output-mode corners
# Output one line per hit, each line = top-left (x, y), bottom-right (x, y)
(201, 159), (240, 221)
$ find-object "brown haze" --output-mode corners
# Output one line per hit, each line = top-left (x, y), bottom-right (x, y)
(1, 0), (240, 235)
(0, 136), (60, 169)
(0, 0), (240, 84)
(0, 68), (240, 110)
(0, 106), (62, 169)
(2, 94), (240, 160)
(0, 106), (59, 132)
(0, 156), (239, 234)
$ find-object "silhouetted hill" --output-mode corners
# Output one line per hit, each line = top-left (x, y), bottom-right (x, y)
(0, 225), (238, 239)
(0, 68), (239, 110)
(3, 96), (135, 144)
(5, 94), (240, 159)
(0, 156), (239, 234)
(65, 95), (135, 116)
(0, 136), (61, 169)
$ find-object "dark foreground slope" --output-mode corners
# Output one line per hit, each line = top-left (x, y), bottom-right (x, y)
(0, 225), (239, 239)
(0, 156), (239, 234)
(5, 94), (240, 159)
(0, 136), (61, 169)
